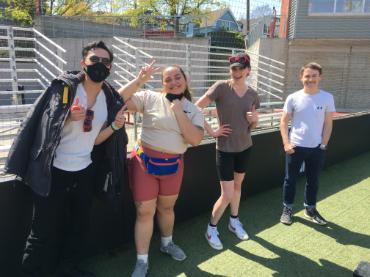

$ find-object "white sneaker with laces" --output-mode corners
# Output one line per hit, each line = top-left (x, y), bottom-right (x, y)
(228, 219), (249, 240)
(205, 225), (223, 250)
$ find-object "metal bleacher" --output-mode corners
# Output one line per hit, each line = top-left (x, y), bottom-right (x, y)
(0, 26), (67, 172)
(0, 25), (287, 174)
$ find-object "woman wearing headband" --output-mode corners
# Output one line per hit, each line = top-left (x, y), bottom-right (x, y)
(196, 53), (260, 250)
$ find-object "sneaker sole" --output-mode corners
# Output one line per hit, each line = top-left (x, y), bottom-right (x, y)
(280, 217), (293, 225)
(204, 232), (223, 250)
(304, 213), (327, 225)
(160, 248), (187, 261)
(228, 224), (249, 240)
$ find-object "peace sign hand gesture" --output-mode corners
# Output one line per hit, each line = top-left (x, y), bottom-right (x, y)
(137, 60), (161, 84)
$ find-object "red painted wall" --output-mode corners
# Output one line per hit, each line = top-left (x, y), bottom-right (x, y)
(279, 0), (291, 38)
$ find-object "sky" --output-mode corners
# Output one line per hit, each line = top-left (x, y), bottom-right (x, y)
(225, 0), (282, 19)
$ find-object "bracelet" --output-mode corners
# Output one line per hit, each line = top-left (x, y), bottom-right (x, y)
(111, 122), (120, 131)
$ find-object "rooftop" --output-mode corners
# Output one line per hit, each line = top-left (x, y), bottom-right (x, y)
(81, 151), (370, 276)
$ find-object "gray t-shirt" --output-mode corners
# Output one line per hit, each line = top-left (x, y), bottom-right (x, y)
(206, 80), (260, 152)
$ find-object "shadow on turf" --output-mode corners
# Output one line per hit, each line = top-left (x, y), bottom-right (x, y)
(86, 153), (370, 276)
(161, 154), (370, 276)
(295, 217), (370, 249)
(231, 236), (353, 276)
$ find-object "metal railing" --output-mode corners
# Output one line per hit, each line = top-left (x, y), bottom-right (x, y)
(0, 27), (286, 173)
(0, 25), (67, 172)
(112, 37), (286, 98)
(111, 37), (286, 145)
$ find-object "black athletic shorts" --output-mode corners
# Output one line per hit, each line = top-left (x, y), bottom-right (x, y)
(216, 147), (252, 181)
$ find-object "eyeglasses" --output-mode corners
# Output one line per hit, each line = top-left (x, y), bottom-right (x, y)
(228, 55), (250, 65)
(83, 109), (94, 132)
(89, 55), (111, 66)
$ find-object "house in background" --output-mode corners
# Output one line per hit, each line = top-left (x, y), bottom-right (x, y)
(279, 0), (370, 40)
(191, 8), (241, 36)
(250, 0), (370, 110)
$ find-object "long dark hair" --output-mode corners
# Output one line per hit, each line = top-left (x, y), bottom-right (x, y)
(161, 65), (192, 101)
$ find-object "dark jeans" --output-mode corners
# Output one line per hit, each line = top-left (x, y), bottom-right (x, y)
(22, 165), (94, 275)
(283, 146), (325, 208)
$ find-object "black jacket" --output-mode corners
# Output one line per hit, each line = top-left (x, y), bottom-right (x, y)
(5, 71), (128, 197)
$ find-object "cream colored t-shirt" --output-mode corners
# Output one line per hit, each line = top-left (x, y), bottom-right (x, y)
(131, 90), (204, 154)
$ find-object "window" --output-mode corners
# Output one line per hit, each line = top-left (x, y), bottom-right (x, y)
(365, 0), (370, 12)
(217, 20), (239, 31)
(309, 0), (370, 14)
(336, 0), (363, 12)
(309, 0), (335, 13)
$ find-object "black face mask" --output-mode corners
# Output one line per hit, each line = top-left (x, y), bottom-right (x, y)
(84, 62), (110, 83)
(165, 93), (184, 102)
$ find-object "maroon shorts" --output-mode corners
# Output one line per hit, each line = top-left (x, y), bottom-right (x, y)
(128, 146), (184, 202)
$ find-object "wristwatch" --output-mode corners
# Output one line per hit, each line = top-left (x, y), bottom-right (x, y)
(319, 144), (327, 150)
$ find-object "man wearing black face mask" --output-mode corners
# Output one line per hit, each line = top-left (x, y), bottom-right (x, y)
(5, 41), (128, 277)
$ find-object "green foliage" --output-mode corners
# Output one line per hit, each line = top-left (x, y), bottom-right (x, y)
(210, 30), (245, 48)
(53, 0), (96, 16)
(122, 0), (222, 17)
(4, 0), (34, 25)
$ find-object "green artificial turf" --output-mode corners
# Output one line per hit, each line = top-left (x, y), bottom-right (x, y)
(84, 152), (370, 276)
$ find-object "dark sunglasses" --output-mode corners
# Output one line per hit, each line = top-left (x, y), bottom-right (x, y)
(89, 55), (111, 66)
(228, 55), (250, 65)
(83, 109), (94, 132)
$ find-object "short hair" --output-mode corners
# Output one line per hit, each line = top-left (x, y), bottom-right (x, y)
(300, 62), (322, 76)
(82, 41), (113, 62)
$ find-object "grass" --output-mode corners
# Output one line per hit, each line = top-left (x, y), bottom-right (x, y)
(83, 152), (370, 277)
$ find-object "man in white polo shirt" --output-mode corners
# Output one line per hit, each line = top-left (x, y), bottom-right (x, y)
(279, 62), (335, 226)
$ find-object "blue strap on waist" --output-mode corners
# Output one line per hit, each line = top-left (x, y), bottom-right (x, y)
(135, 144), (180, 163)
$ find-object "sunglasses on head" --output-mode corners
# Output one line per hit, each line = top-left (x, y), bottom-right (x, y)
(83, 109), (94, 132)
(231, 67), (245, 71)
(228, 55), (250, 65)
(89, 55), (111, 66)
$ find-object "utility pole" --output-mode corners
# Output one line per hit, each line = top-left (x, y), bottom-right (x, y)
(246, 0), (250, 34)
(245, 0), (250, 48)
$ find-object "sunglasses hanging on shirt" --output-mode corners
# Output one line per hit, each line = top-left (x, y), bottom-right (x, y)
(83, 109), (94, 132)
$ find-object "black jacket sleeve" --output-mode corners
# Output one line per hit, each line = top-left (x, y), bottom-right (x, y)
(4, 84), (56, 179)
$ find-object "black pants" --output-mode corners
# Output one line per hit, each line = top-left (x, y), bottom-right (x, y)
(283, 146), (325, 208)
(22, 165), (94, 275)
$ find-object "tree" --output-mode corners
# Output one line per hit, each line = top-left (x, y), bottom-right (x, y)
(4, 0), (35, 25)
(46, 0), (97, 16)
(118, 0), (222, 17)
(119, 0), (222, 31)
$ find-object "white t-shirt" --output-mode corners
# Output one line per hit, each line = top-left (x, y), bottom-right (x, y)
(131, 90), (204, 154)
(53, 83), (108, 171)
(284, 89), (336, 148)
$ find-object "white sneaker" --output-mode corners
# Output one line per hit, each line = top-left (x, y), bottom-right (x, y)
(205, 226), (223, 250)
(228, 219), (249, 240)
